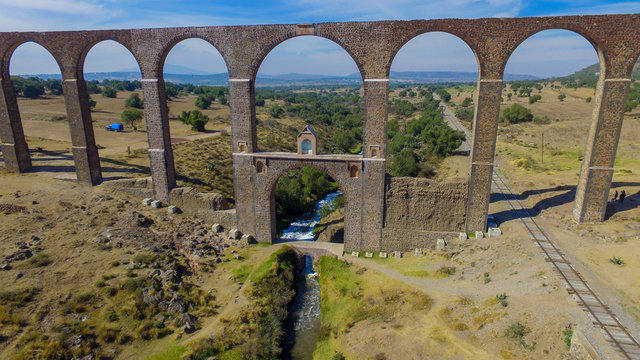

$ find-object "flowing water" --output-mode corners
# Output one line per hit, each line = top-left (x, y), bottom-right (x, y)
(279, 191), (342, 241)
(282, 191), (341, 359)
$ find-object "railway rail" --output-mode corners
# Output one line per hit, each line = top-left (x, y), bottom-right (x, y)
(437, 95), (640, 359)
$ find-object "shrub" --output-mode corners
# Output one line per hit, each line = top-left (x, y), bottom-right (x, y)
(532, 116), (551, 125)
(610, 256), (624, 265)
(563, 328), (573, 349)
(586, 96), (592, 103)
(505, 322), (528, 340)
(437, 266), (456, 276)
(124, 93), (144, 108)
(501, 103), (533, 124)
(483, 272), (491, 284)
(195, 94), (212, 109)
(28, 253), (52, 267)
(528, 94), (542, 104)
(496, 293), (508, 307)
(269, 104), (284, 118)
(177, 110), (209, 132)
(101, 87), (117, 98)
(558, 94), (566, 102)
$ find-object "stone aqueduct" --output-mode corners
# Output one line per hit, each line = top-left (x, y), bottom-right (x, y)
(1, 15), (640, 251)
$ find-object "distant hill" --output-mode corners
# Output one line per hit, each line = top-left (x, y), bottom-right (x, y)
(17, 70), (539, 86)
(554, 58), (640, 87)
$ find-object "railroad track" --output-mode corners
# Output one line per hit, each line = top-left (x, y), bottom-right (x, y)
(492, 169), (640, 360)
(435, 95), (640, 358)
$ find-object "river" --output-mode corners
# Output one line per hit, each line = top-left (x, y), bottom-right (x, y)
(281, 191), (341, 359)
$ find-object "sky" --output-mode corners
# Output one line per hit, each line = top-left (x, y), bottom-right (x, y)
(4, 0), (639, 78)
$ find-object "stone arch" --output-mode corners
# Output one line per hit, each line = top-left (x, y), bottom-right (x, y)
(2, 40), (64, 77)
(252, 158), (361, 248)
(505, 27), (605, 80)
(77, 38), (143, 81)
(252, 33), (366, 82)
(388, 30), (481, 79)
(157, 35), (230, 81)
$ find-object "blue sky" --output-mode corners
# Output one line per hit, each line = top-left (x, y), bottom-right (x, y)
(3, 0), (639, 78)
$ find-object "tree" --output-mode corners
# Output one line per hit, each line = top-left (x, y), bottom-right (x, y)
(269, 104), (284, 118)
(177, 110), (209, 132)
(194, 94), (212, 109)
(390, 148), (420, 177)
(501, 103), (533, 124)
(121, 108), (143, 131)
(255, 96), (265, 107)
(124, 93), (144, 109)
(461, 97), (473, 107)
(23, 83), (45, 98)
(558, 94), (566, 102)
(102, 87), (117, 98)
(528, 94), (542, 104)
(218, 95), (227, 105)
(44, 79), (62, 95)
(88, 97), (96, 109)
(435, 89), (451, 102)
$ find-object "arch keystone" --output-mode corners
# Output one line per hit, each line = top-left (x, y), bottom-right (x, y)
(296, 23), (315, 36)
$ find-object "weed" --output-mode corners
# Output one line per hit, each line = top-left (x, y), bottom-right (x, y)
(104, 287), (117, 296)
(28, 253), (52, 267)
(125, 269), (137, 278)
(436, 266), (456, 276)
(610, 256), (624, 265)
(110, 261), (121, 267)
(94, 280), (106, 288)
(332, 353), (346, 360)
(101, 274), (116, 281)
(132, 253), (156, 265)
(484, 272), (491, 284)
(0, 287), (40, 305)
(505, 322), (529, 340)
(563, 328), (573, 349)
(496, 293), (509, 307)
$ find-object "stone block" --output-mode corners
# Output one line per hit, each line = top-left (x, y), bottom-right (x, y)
(351, 251), (359, 257)
(475, 231), (484, 239)
(167, 205), (179, 214)
(379, 252), (388, 258)
(459, 232), (467, 241)
(393, 251), (402, 258)
(212, 223), (222, 233)
(414, 248), (423, 256)
(142, 198), (152, 206)
(241, 234), (257, 245)
(437, 238), (446, 250)
(365, 252), (373, 258)
(228, 228), (241, 240)
(488, 227), (502, 237)
(151, 200), (162, 208)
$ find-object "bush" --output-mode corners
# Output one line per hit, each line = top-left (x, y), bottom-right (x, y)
(501, 103), (533, 124)
(455, 108), (473, 122)
(505, 322), (528, 340)
(435, 89), (451, 102)
(529, 94), (541, 104)
(532, 116), (551, 125)
(558, 94), (566, 102)
(610, 256), (624, 265)
(28, 253), (51, 267)
(269, 104), (284, 118)
(177, 110), (210, 132)
(195, 94), (212, 109)
(390, 148), (420, 177)
(102, 87), (117, 98)
(496, 293), (508, 307)
(124, 93), (144, 108)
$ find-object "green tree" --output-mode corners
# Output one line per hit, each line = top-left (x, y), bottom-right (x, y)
(124, 93), (144, 109)
(501, 103), (533, 124)
(121, 108), (143, 131)
(461, 97), (473, 107)
(44, 79), (62, 95)
(23, 83), (45, 98)
(102, 87), (117, 98)
(269, 104), (284, 118)
(88, 97), (96, 109)
(390, 148), (420, 177)
(255, 96), (265, 107)
(558, 94), (566, 102)
(435, 89), (451, 102)
(177, 110), (209, 132)
(194, 94), (212, 109)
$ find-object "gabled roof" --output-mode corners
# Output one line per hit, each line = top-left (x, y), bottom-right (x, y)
(298, 125), (317, 138)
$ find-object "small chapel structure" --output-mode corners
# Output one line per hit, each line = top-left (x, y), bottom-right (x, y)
(297, 126), (317, 155)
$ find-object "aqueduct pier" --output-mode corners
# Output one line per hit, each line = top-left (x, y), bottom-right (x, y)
(1, 15), (639, 251)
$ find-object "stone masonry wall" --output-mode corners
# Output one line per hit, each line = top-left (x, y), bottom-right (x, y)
(382, 176), (467, 251)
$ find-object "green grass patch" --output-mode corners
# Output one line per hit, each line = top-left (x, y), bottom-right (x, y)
(147, 343), (187, 360)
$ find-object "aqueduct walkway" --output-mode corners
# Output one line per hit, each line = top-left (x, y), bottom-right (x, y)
(1, 15), (639, 251)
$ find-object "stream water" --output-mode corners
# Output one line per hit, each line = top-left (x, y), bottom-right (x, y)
(279, 191), (342, 241)
(282, 191), (341, 359)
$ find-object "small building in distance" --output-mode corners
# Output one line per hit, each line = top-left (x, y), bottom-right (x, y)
(297, 125), (317, 155)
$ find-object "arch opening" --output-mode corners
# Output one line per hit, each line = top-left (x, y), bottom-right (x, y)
(388, 32), (476, 180)
(7, 42), (75, 175)
(82, 40), (150, 181)
(496, 29), (600, 222)
(274, 166), (344, 244)
(255, 36), (363, 155)
(160, 38), (235, 201)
